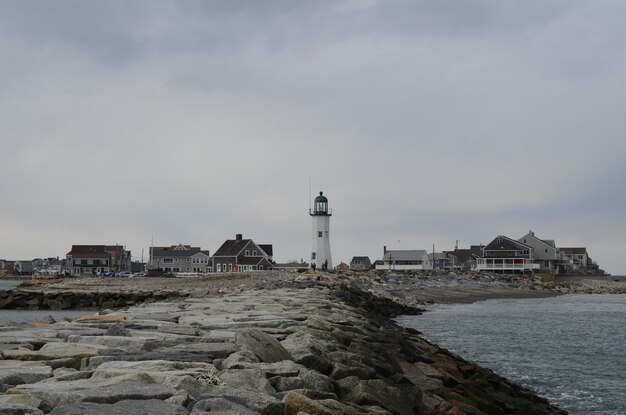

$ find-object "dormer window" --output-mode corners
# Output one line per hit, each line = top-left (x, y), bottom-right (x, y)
(253, 250), (257, 256)
(245, 250), (250, 256)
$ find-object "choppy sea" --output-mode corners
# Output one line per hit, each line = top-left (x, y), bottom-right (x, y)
(397, 291), (626, 415)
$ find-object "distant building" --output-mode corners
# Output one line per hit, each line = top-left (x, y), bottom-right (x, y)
(518, 230), (564, 273)
(213, 234), (273, 272)
(475, 236), (539, 273)
(559, 247), (590, 272)
(66, 245), (132, 276)
(350, 256), (372, 270)
(443, 246), (483, 270)
(149, 244), (212, 274)
(376, 246), (430, 271)
(428, 252), (456, 270)
(335, 262), (349, 271)
(13, 260), (34, 275)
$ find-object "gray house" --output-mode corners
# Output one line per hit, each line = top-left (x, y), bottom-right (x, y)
(212, 234), (273, 273)
(149, 244), (212, 274)
(518, 230), (561, 273)
(350, 256), (372, 270)
(560, 247), (589, 271)
(375, 247), (430, 270)
(13, 261), (34, 275)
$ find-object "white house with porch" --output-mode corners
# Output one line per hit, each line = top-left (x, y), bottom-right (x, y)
(375, 247), (430, 270)
(474, 235), (539, 273)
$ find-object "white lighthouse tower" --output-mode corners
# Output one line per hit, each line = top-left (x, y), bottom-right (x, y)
(310, 191), (332, 270)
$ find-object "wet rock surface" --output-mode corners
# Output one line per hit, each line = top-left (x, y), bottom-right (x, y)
(0, 275), (571, 414)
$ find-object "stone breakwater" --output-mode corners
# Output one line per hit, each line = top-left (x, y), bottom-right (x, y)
(0, 284), (566, 415)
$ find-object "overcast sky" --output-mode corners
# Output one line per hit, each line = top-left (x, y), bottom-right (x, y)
(1, 1), (625, 273)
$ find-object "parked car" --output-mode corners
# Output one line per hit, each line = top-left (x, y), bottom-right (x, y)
(117, 271), (132, 278)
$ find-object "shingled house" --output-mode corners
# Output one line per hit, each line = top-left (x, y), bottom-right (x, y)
(475, 235), (539, 273)
(212, 234), (273, 273)
(149, 244), (212, 274)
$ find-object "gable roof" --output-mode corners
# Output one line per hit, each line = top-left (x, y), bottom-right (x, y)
(484, 235), (532, 252)
(383, 250), (427, 261)
(519, 231), (557, 250)
(213, 239), (253, 257)
(259, 244), (273, 257)
(351, 256), (371, 262)
(67, 245), (107, 256)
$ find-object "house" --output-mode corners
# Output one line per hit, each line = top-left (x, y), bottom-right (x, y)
(375, 246), (430, 270)
(559, 248), (589, 271)
(212, 234), (273, 273)
(475, 236), (539, 273)
(13, 261), (34, 275)
(66, 245), (113, 276)
(443, 246), (483, 270)
(149, 244), (212, 274)
(350, 256), (372, 270)
(336, 262), (349, 271)
(105, 245), (132, 273)
(428, 252), (458, 270)
(48, 258), (65, 275)
(518, 230), (564, 273)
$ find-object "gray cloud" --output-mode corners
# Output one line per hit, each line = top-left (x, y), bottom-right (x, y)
(0, 1), (625, 273)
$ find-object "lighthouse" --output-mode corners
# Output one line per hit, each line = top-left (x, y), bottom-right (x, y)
(310, 191), (332, 270)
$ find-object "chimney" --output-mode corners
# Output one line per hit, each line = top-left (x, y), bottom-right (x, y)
(236, 234), (243, 241)
(383, 246), (387, 254)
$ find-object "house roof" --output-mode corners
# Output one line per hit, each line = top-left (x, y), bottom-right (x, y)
(237, 257), (265, 265)
(383, 250), (427, 261)
(213, 239), (252, 257)
(350, 256), (371, 262)
(259, 244), (273, 257)
(67, 245), (107, 256)
(152, 249), (203, 258)
(519, 231), (557, 250)
(485, 236), (531, 251)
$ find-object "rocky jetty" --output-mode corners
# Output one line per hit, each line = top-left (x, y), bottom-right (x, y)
(0, 282), (566, 415)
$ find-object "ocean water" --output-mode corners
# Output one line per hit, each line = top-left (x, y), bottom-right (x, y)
(0, 280), (88, 325)
(397, 294), (626, 415)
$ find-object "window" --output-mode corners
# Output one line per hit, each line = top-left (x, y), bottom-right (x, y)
(311, 252), (316, 260)
(259, 265), (263, 270)
(252, 250), (257, 256)
(228, 264), (233, 272)
(163, 258), (173, 264)
(217, 264), (222, 272)
(81, 260), (87, 265)
(245, 250), (250, 256)
(318, 231), (323, 238)
(545, 249), (548, 253)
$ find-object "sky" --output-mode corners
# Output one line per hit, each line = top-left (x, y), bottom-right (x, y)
(1, 1), (625, 273)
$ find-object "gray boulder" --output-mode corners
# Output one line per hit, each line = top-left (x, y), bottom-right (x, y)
(235, 329), (292, 363)
(0, 361), (53, 385)
(0, 402), (44, 415)
(280, 332), (332, 374)
(190, 397), (260, 414)
(48, 399), (187, 415)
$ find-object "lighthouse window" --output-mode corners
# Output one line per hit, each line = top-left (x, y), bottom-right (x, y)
(311, 252), (316, 260)
(318, 231), (323, 238)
